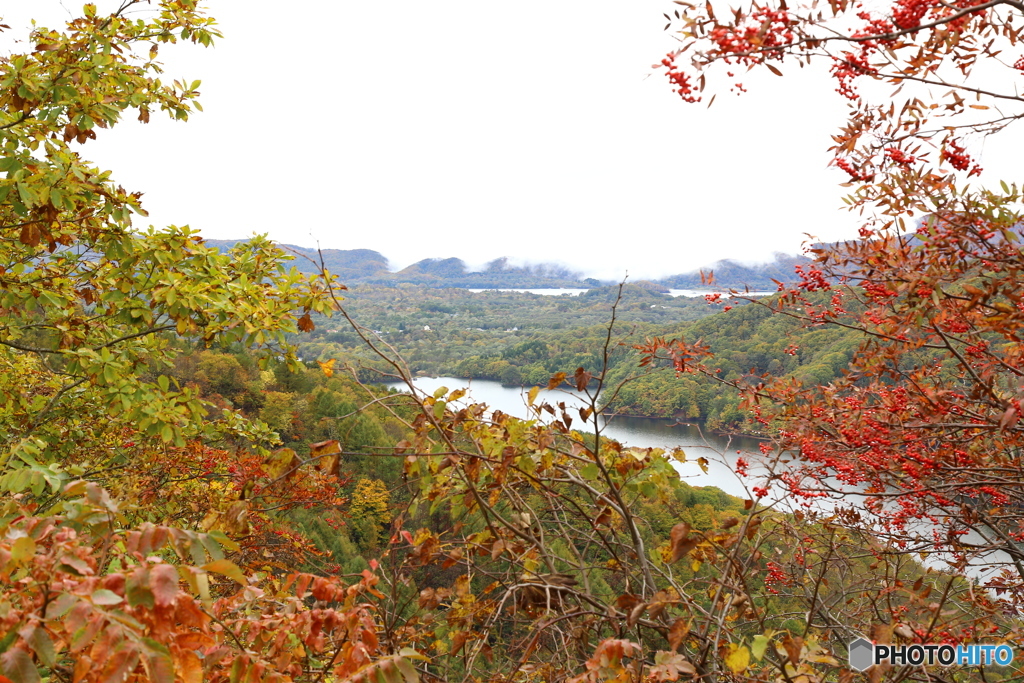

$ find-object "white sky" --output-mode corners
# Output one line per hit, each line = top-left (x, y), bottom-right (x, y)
(5, 1), (1020, 280)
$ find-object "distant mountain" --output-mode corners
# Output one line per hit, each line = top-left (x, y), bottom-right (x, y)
(202, 240), (586, 288)
(203, 239), (813, 291)
(202, 240), (390, 280)
(378, 256), (584, 287)
(657, 252), (812, 291)
(395, 257), (468, 279)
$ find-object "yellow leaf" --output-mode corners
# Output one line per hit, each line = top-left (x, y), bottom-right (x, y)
(10, 536), (35, 563)
(317, 358), (336, 377)
(725, 644), (750, 673)
(202, 558), (246, 585)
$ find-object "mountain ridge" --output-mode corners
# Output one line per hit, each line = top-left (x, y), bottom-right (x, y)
(202, 239), (811, 290)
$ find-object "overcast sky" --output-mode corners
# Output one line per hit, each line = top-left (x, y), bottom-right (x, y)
(5, 1), (1018, 280)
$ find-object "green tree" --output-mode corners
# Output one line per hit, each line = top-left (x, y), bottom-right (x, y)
(0, 2), (337, 469)
(0, 4), (429, 683)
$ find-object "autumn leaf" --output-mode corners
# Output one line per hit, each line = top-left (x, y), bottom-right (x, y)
(0, 648), (40, 683)
(202, 559), (247, 585)
(150, 563), (179, 608)
(265, 447), (300, 479)
(781, 634), (804, 665)
(668, 618), (690, 652)
(723, 644), (750, 673)
(317, 358), (336, 377)
(18, 224), (40, 248)
(668, 522), (698, 562)
(649, 651), (696, 680)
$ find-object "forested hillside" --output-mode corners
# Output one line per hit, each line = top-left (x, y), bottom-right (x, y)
(291, 283), (864, 429)
(292, 283), (719, 379)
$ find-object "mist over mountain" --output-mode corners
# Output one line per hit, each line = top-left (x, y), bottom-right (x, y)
(657, 252), (812, 290)
(203, 239), (809, 290)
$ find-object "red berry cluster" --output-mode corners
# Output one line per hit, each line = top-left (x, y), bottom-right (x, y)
(661, 53), (701, 103)
(831, 11), (893, 102)
(834, 157), (874, 181)
(707, 8), (795, 65)
(794, 264), (831, 291)
(892, 0), (935, 30)
(1015, 56), (1024, 71)
(734, 457), (749, 477)
(941, 138), (982, 176)
(764, 561), (791, 595)
(884, 146), (916, 166)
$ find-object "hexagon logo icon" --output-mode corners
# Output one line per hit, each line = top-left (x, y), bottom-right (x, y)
(849, 637), (874, 672)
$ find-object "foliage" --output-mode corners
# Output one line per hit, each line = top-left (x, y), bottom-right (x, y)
(0, 481), (414, 683)
(4, 2), (1020, 683)
(0, 0), (337, 465)
(0, 4), (427, 682)
(293, 284), (721, 383)
(641, 0), (1024, 676)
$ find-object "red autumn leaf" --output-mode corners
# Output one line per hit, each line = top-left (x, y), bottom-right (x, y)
(150, 563), (179, 608)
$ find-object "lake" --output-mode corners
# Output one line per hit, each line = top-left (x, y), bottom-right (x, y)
(466, 288), (590, 296)
(386, 376), (764, 497)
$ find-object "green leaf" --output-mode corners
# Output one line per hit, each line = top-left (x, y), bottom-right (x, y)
(90, 589), (124, 606)
(580, 463), (600, 480)
(751, 634), (771, 661)
(207, 530), (240, 553)
(43, 593), (77, 619)
(141, 638), (175, 683)
(23, 626), (55, 668)
(396, 657), (420, 683)
(126, 571), (155, 609)
(0, 630), (17, 655)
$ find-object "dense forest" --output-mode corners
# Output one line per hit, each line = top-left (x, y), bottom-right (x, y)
(2, 3), (1024, 683)
(288, 285), (864, 430)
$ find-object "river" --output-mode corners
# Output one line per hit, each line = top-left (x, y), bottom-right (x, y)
(387, 376), (764, 497)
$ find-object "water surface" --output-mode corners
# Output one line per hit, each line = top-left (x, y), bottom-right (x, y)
(387, 376), (762, 496)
